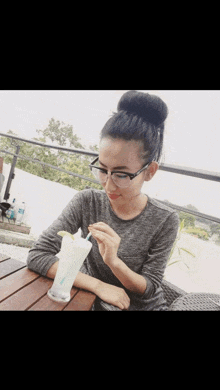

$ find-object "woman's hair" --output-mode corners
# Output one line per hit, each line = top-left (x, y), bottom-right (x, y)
(100, 90), (168, 164)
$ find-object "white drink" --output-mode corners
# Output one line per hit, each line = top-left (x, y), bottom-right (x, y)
(47, 236), (92, 303)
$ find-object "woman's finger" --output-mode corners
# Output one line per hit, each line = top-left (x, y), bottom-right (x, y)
(117, 302), (124, 310)
(89, 222), (116, 238)
(89, 229), (114, 245)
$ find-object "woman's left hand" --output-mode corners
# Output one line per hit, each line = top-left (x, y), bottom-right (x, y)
(88, 222), (121, 267)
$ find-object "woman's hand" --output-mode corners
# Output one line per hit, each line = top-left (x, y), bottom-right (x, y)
(88, 222), (147, 297)
(88, 222), (121, 267)
(96, 281), (130, 310)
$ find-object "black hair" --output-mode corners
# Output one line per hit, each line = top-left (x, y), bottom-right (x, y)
(100, 90), (168, 164)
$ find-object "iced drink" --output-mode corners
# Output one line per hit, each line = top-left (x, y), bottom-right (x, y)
(47, 234), (92, 303)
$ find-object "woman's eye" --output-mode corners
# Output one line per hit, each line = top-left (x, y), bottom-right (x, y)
(115, 173), (128, 179)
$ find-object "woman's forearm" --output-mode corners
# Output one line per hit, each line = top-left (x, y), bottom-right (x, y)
(73, 271), (101, 295)
(88, 223), (147, 295)
(46, 261), (59, 279)
(109, 257), (147, 295)
(46, 262), (101, 295)
(46, 261), (130, 309)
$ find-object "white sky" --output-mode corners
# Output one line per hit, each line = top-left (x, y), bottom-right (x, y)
(0, 90), (219, 218)
(0, 89), (219, 171)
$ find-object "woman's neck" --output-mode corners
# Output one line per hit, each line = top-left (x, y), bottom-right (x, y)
(110, 193), (148, 219)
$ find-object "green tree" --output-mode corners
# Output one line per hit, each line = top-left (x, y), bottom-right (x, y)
(210, 222), (220, 236)
(0, 119), (102, 191)
(179, 211), (195, 228)
(36, 118), (84, 149)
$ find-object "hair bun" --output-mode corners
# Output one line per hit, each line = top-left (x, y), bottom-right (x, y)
(117, 90), (168, 126)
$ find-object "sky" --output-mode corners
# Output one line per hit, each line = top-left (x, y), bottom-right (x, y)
(0, 90), (219, 218)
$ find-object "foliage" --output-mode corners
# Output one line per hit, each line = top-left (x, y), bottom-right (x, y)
(167, 219), (196, 269)
(179, 211), (195, 228)
(179, 204), (220, 243)
(36, 118), (83, 148)
(0, 119), (103, 191)
(209, 221), (220, 237)
(184, 226), (209, 241)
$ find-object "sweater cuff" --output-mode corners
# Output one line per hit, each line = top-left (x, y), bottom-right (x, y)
(141, 275), (155, 299)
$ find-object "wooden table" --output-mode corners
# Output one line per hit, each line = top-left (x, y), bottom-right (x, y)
(0, 253), (96, 311)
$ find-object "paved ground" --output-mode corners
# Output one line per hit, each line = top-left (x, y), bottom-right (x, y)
(0, 228), (37, 263)
(0, 228), (37, 247)
(0, 242), (30, 263)
(164, 233), (220, 294)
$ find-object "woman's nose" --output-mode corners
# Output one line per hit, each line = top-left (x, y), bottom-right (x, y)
(104, 173), (118, 191)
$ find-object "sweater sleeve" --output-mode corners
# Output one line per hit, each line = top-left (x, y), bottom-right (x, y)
(26, 191), (84, 276)
(140, 211), (179, 299)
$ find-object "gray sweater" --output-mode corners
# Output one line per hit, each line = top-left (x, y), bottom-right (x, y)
(27, 189), (179, 310)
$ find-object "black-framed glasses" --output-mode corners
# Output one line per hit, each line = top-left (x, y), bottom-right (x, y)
(89, 156), (151, 188)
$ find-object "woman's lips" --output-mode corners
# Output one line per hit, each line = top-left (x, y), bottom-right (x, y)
(108, 193), (121, 200)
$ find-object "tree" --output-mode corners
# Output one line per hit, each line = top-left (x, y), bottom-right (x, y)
(0, 119), (102, 191)
(36, 118), (83, 149)
(179, 211), (195, 228)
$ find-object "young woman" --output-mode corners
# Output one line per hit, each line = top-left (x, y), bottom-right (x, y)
(27, 91), (179, 311)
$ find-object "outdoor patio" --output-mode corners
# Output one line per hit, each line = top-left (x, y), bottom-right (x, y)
(0, 132), (220, 310)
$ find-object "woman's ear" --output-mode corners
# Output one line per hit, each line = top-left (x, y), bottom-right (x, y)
(144, 161), (159, 181)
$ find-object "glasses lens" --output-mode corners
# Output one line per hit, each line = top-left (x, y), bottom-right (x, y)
(91, 167), (107, 183)
(112, 173), (130, 188)
(91, 167), (131, 187)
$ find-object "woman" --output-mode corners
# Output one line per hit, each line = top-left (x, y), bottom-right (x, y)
(27, 91), (179, 311)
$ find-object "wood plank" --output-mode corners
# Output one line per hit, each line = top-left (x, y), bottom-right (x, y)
(29, 286), (79, 311)
(0, 276), (53, 310)
(0, 267), (40, 302)
(0, 221), (30, 234)
(0, 253), (11, 262)
(0, 258), (26, 279)
(64, 289), (96, 311)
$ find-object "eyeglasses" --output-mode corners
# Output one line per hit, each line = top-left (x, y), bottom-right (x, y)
(89, 156), (151, 188)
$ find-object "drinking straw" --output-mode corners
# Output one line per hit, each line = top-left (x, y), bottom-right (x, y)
(86, 232), (92, 241)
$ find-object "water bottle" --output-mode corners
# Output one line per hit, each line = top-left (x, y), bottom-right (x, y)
(16, 202), (25, 225)
(6, 198), (16, 219)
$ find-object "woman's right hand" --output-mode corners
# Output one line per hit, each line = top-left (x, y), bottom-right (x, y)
(95, 281), (130, 310)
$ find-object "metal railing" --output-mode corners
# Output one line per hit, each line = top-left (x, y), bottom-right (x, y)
(0, 132), (220, 224)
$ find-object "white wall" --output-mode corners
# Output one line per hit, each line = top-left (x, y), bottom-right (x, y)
(1, 163), (79, 238)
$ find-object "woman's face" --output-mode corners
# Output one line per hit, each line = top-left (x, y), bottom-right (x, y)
(98, 137), (157, 205)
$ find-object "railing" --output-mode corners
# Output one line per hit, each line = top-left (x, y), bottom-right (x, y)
(0, 132), (220, 224)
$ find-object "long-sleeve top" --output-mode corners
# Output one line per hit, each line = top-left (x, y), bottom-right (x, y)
(26, 188), (179, 310)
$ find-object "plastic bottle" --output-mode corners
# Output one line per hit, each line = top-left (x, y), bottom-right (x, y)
(15, 202), (25, 225)
(6, 198), (16, 219)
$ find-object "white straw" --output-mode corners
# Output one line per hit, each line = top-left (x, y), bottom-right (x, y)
(86, 232), (92, 241)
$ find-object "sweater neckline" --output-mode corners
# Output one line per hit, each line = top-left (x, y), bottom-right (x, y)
(105, 193), (150, 222)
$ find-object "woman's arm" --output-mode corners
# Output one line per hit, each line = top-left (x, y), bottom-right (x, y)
(46, 262), (130, 310)
(27, 192), (84, 276)
(46, 261), (100, 294)
(107, 257), (147, 295)
(88, 222), (147, 295)
(88, 214), (179, 298)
